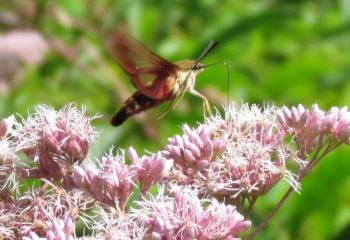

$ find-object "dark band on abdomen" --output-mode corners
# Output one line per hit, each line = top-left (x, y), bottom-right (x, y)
(111, 90), (169, 126)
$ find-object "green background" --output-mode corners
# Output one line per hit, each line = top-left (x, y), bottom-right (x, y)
(1, 0), (350, 239)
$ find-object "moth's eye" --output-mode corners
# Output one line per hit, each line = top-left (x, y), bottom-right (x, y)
(191, 65), (201, 71)
(194, 65), (205, 71)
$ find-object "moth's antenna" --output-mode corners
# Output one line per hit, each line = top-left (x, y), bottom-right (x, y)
(196, 41), (219, 63)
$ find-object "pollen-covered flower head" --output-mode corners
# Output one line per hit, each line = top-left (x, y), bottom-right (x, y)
(13, 104), (96, 182)
(201, 104), (300, 199)
(1, 182), (88, 239)
(91, 207), (146, 240)
(164, 103), (300, 202)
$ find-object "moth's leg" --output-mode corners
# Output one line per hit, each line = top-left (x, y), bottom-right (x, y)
(156, 97), (176, 120)
(188, 88), (212, 117)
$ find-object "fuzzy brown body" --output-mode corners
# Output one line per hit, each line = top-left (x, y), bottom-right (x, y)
(106, 28), (215, 126)
(110, 62), (201, 126)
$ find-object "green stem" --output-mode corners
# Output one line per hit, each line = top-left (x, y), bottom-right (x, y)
(246, 140), (339, 239)
(246, 187), (294, 240)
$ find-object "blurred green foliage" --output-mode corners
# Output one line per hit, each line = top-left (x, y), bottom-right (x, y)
(1, 0), (350, 239)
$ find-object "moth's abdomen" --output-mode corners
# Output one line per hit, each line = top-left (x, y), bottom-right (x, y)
(111, 91), (170, 126)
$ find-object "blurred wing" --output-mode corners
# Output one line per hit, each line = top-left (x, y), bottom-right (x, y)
(106, 28), (179, 99)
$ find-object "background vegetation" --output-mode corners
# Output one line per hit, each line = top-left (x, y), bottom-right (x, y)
(1, 0), (349, 239)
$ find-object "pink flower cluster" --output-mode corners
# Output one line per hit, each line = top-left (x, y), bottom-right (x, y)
(73, 147), (171, 208)
(133, 188), (251, 240)
(128, 147), (171, 194)
(163, 104), (300, 205)
(164, 124), (226, 176)
(0, 103), (349, 238)
(0, 183), (86, 239)
(73, 150), (138, 208)
(22, 218), (75, 240)
(0, 30), (48, 64)
(93, 188), (251, 240)
(14, 105), (94, 186)
(0, 30), (49, 95)
(277, 104), (350, 156)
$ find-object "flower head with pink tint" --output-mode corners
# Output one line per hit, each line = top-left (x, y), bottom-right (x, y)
(164, 104), (300, 207)
(73, 148), (138, 208)
(0, 30), (49, 95)
(206, 104), (299, 200)
(132, 186), (251, 240)
(164, 123), (227, 178)
(0, 30), (48, 64)
(128, 147), (172, 194)
(13, 104), (96, 185)
(0, 115), (18, 192)
(276, 104), (350, 177)
(22, 218), (76, 240)
(1, 102), (349, 239)
(91, 207), (146, 240)
(277, 104), (350, 150)
(1, 181), (90, 239)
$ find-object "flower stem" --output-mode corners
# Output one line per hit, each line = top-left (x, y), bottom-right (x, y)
(246, 186), (294, 240)
(246, 141), (340, 239)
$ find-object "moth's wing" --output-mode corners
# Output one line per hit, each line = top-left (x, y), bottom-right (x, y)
(106, 28), (179, 99)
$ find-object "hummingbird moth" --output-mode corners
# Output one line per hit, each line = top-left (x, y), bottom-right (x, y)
(107, 28), (218, 126)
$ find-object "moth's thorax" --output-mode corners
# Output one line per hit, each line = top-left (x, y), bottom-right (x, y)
(172, 59), (205, 96)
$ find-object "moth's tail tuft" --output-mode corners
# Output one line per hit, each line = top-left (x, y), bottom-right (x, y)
(110, 111), (128, 126)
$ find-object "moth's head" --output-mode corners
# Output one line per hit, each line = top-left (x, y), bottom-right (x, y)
(176, 60), (206, 73)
